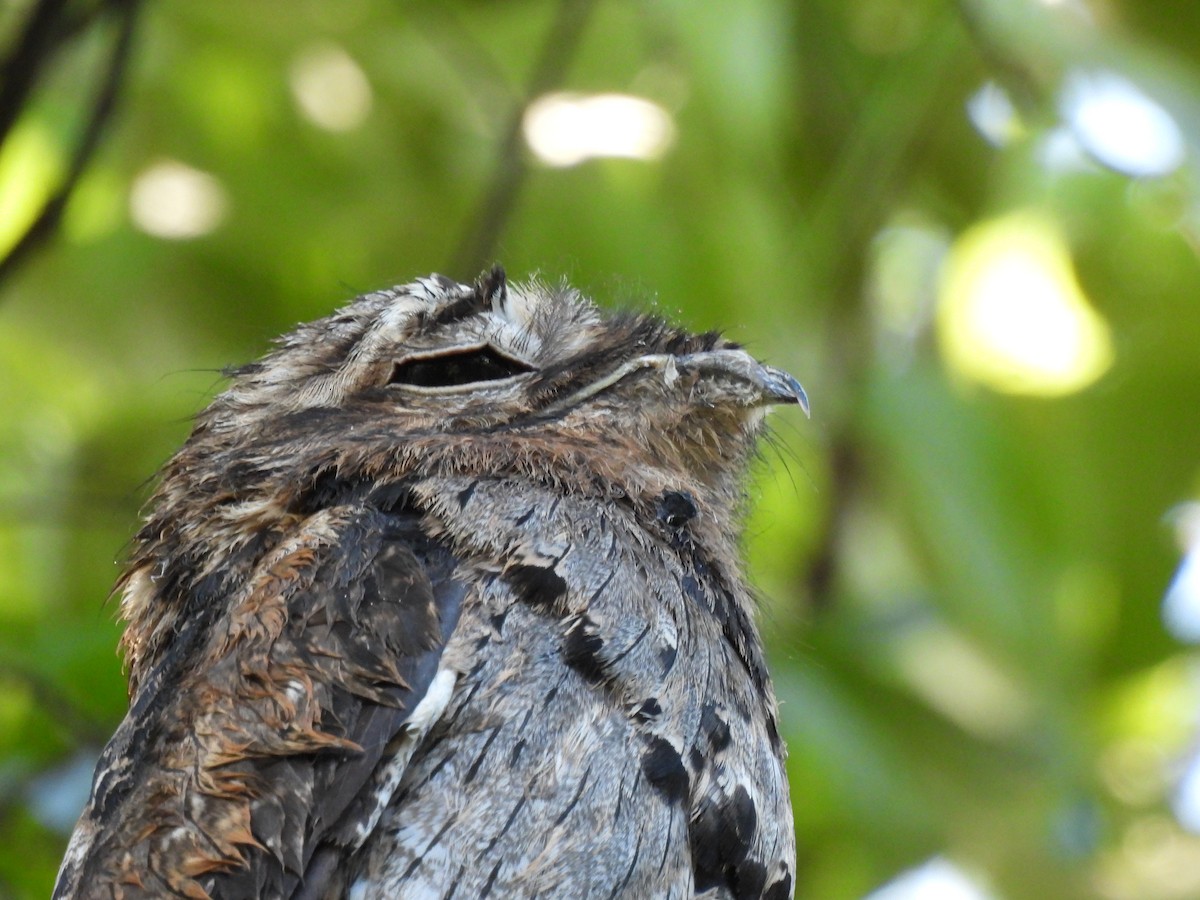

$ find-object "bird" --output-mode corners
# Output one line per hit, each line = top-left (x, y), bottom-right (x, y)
(54, 267), (804, 899)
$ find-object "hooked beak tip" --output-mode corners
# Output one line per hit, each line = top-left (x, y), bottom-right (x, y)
(759, 365), (810, 417)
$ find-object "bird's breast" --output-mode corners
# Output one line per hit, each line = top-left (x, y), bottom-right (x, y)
(348, 476), (795, 898)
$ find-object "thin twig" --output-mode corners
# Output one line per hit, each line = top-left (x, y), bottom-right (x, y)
(448, 0), (597, 279)
(0, 0), (141, 289)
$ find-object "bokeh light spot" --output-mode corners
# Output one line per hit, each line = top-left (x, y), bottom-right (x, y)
(129, 160), (228, 240)
(523, 92), (675, 167)
(1061, 70), (1185, 178)
(0, 123), (62, 256)
(937, 213), (1113, 396)
(1163, 503), (1200, 643)
(289, 42), (373, 133)
(967, 81), (1023, 148)
(866, 857), (996, 900)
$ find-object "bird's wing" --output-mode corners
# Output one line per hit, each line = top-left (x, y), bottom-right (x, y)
(54, 505), (467, 899)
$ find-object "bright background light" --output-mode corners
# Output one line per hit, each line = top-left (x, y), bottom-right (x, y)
(1061, 70), (1186, 178)
(0, 124), (61, 256)
(866, 857), (996, 900)
(1163, 504), (1200, 644)
(289, 43), (373, 133)
(937, 213), (1114, 395)
(522, 92), (675, 167)
(966, 81), (1023, 148)
(128, 160), (228, 239)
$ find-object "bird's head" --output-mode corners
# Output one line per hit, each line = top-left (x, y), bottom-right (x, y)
(203, 266), (805, 497)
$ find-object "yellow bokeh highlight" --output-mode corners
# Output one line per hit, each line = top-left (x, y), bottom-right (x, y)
(937, 213), (1114, 396)
(0, 123), (63, 257)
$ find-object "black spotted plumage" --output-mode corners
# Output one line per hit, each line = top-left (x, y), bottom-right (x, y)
(55, 268), (801, 899)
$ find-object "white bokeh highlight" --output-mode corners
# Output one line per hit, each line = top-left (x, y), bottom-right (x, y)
(1061, 70), (1185, 177)
(523, 92), (675, 167)
(866, 857), (997, 900)
(967, 81), (1021, 148)
(129, 160), (228, 239)
(289, 42), (373, 133)
(1164, 503), (1200, 644)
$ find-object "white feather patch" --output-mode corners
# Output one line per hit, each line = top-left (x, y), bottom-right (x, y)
(348, 667), (458, 848)
(408, 667), (457, 731)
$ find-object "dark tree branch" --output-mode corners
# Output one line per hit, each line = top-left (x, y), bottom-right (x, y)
(0, 0), (141, 291)
(448, 0), (597, 279)
(0, 0), (72, 148)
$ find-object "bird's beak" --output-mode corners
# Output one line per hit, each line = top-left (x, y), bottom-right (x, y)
(542, 348), (809, 418)
(674, 349), (810, 417)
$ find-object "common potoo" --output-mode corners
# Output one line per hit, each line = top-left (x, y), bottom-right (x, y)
(55, 268), (804, 899)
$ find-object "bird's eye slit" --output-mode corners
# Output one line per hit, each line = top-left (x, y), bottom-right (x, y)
(388, 346), (534, 389)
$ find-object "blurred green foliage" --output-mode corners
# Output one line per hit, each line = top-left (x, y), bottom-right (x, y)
(4, 1), (1200, 897)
